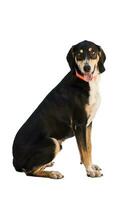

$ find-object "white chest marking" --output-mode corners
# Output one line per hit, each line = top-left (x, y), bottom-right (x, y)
(86, 77), (101, 127)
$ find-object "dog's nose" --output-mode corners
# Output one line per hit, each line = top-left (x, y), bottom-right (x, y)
(84, 64), (91, 72)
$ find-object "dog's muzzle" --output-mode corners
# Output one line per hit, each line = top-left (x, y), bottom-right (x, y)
(83, 64), (91, 72)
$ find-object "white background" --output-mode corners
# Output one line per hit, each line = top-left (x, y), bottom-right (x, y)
(0, 0), (134, 199)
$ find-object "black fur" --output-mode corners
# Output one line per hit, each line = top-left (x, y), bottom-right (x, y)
(12, 40), (106, 173)
(97, 45), (106, 73)
(67, 40), (106, 74)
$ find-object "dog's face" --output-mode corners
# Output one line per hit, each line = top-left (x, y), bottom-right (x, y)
(67, 40), (106, 75)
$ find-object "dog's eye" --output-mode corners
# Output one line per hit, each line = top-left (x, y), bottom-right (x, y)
(76, 54), (83, 61)
(90, 51), (97, 58)
(92, 51), (96, 55)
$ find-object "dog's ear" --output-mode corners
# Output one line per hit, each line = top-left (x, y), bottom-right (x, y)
(98, 46), (106, 73)
(66, 46), (76, 72)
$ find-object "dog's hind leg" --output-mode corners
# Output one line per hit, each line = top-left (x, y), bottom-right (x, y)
(27, 165), (64, 179)
(44, 161), (55, 168)
(25, 138), (64, 179)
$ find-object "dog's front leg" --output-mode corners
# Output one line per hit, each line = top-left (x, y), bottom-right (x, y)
(75, 123), (102, 177)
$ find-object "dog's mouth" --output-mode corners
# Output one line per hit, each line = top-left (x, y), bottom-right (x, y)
(83, 66), (95, 81)
(83, 73), (93, 81)
(76, 66), (97, 82)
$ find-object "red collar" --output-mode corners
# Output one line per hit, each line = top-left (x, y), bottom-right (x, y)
(75, 71), (97, 82)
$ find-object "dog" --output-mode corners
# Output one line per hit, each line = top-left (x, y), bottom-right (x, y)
(12, 40), (106, 179)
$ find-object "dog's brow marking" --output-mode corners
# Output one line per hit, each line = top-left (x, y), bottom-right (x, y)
(80, 49), (83, 53)
(89, 48), (92, 51)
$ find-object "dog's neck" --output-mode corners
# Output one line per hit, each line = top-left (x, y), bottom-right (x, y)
(75, 71), (99, 82)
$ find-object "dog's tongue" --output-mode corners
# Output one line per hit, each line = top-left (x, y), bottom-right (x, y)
(84, 73), (93, 81)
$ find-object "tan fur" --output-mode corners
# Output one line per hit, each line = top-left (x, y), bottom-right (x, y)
(75, 63), (102, 177)
(51, 138), (61, 155)
(75, 124), (103, 177)
(29, 165), (64, 179)
(85, 104), (92, 119)
(86, 74), (101, 127)
(75, 57), (84, 70)
(26, 138), (64, 179)
(88, 55), (99, 71)
(75, 55), (99, 74)
(76, 126), (92, 168)
(58, 139), (65, 146)
(82, 126), (92, 168)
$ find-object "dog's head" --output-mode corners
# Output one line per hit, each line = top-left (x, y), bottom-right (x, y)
(67, 40), (106, 77)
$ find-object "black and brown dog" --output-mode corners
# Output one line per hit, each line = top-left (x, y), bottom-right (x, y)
(12, 40), (106, 179)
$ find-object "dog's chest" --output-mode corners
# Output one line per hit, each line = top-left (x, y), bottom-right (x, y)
(85, 79), (101, 126)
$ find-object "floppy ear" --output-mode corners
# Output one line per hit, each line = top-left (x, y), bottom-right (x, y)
(66, 46), (77, 72)
(98, 46), (106, 73)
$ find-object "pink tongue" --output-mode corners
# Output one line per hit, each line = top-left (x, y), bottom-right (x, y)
(84, 74), (93, 81)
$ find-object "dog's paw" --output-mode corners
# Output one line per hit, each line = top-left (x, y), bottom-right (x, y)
(86, 165), (103, 178)
(49, 171), (64, 179)
(91, 164), (102, 171)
